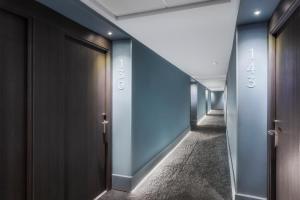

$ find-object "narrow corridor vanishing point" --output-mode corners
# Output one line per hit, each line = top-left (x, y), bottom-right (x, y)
(101, 110), (231, 200)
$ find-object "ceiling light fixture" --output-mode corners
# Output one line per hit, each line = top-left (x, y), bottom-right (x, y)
(254, 10), (261, 16)
(108, 31), (113, 36)
(212, 61), (218, 65)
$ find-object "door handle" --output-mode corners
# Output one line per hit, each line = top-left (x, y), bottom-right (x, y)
(268, 130), (279, 147)
(101, 112), (109, 134)
(101, 113), (109, 143)
(101, 119), (109, 144)
(102, 120), (109, 134)
(268, 130), (279, 136)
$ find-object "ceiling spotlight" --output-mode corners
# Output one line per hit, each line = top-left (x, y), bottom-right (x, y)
(108, 31), (113, 36)
(254, 10), (261, 16)
(212, 61), (218, 65)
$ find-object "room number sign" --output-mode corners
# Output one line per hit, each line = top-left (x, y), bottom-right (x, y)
(246, 48), (256, 88)
(118, 58), (126, 90)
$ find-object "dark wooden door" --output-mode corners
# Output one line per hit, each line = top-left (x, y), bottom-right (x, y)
(0, 1), (111, 199)
(64, 37), (107, 200)
(0, 9), (27, 200)
(33, 20), (108, 200)
(275, 8), (300, 200)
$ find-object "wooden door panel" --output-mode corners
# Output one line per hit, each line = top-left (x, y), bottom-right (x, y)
(33, 20), (65, 200)
(0, 1), (111, 199)
(275, 8), (300, 200)
(64, 37), (107, 200)
(0, 9), (27, 200)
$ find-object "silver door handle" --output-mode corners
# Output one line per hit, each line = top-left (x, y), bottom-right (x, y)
(268, 130), (279, 136)
(268, 130), (279, 147)
(102, 120), (109, 134)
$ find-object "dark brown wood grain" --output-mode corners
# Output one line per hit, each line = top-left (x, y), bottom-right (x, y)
(0, 0), (112, 199)
(267, 31), (276, 200)
(0, 9), (28, 200)
(0, 0), (111, 50)
(274, 7), (300, 200)
(64, 36), (107, 200)
(105, 46), (112, 190)
(26, 18), (34, 200)
(270, 0), (300, 35)
(32, 19), (66, 200)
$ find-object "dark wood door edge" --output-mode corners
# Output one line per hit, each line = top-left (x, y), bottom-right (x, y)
(267, 31), (276, 200)
(26, 18), (34, 200)
(270, 0), (300, 35)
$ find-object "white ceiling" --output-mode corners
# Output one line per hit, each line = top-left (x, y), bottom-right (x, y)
(82, 0), (239, 91)
(95, 0), (213, 16)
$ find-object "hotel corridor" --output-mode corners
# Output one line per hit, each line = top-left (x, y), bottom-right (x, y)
(3, 1), (297, 199)
(101, 110), (231, 200)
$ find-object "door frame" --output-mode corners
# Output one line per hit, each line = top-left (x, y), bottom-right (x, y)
(267, 0), (300, 199)
(0, 0), (113, 198)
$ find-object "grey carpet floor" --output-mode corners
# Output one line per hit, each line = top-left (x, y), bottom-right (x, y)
(101, 111), (231, 200)
(208, 110), (224, 116)
(197, 110), (225, 128)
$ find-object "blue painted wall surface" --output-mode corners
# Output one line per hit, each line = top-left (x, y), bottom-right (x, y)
(237, 23), (268, 198)
(112, 40), (132, 176)
(131, 40), (191, 174)
(207, 90), (212, 112)
(226, 33), (238, 184)
(197, 83), (207, 120)
(211, 91), (224, 110)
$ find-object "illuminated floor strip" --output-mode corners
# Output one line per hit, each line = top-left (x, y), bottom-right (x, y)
(94, 190), (107, 200)
(197, 115), (208, 126)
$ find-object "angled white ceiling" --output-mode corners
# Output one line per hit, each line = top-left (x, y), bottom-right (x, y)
(96, 0), (165, 16)
(95, 0), (213, 16)
(82, 0), (239, 91)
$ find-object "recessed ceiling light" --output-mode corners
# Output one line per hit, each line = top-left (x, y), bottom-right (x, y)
(108, 31), (113, 36)
(212, 61), (218, 65)
(254, 10), (261, 16)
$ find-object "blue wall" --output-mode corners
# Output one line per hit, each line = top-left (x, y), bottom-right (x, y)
(112, 40), (132, 177)
(197, 83), (207, 120)
(226, 23), (268, 199)
(237, 23), (268, 198)
(207, 90), (212, 112)
(211, 91), (224, 110)
(226, 33), (238, 184)
(131, 40), (191, 174)
(190, 82), (207, 128)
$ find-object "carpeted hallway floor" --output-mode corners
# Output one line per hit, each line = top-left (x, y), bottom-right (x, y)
(100, 110), (231, 200)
